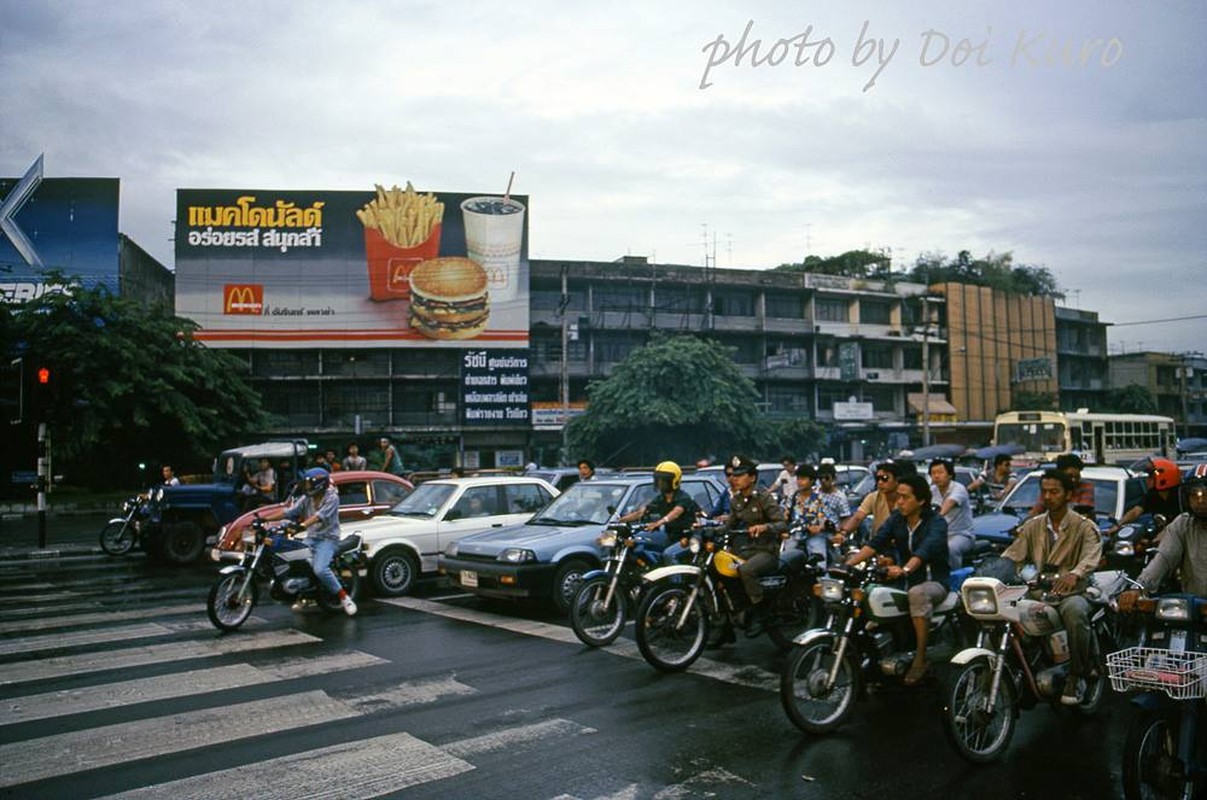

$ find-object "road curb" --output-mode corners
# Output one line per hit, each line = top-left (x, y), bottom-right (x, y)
(0, 545), (105, 563)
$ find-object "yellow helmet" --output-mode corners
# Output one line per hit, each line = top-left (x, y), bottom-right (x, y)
(654, 461), (682, 492)
(713, 548), (744, 578)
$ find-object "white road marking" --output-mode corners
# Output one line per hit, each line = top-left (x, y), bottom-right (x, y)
(0, 603), (206, 634)
(2, 676), (478, 789)
(0, 650), (387, 726)
(0, 622), (173, 656)
(443, 717), (596, 758)
(0, 628), (320, 685)
(97, 731), (474, 800)
(381, 596), (780, 692)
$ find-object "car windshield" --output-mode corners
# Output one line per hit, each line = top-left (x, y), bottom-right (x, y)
(999, 474), (1121, 517)
(531, 482), (632, 525)
(387, 483), (456, 518)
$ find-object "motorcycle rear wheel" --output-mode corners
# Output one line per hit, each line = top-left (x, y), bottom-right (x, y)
(635, 584), (708, 672)
(99, 521), (136, 556)
(780, 639), (859, 733)
(207, 573), (258, 631)
(766, 583), (821, 652)
(570, 575), (626, 647)
(1122, 708), (1197, 800)
(316, 564), (362, 613)
(942, 657), (1017, 763)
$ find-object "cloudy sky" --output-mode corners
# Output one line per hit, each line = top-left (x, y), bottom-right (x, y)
(2, 1), (1204, 353)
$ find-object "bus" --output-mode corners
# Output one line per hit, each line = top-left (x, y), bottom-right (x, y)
(993, 410), (1175, 466)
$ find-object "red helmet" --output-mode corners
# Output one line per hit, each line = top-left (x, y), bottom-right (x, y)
(1147, 457), (1182, 492)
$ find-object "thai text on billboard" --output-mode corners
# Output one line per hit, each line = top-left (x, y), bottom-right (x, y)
(460, 349), (530, 426)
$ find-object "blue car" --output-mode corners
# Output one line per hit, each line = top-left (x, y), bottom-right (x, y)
(438, 473), (725, 613)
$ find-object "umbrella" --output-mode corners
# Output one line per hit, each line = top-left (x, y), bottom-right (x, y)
(971, 443), (1025, 460)
(1176, 437), (1207, 453)
(898, 443), (967, 461)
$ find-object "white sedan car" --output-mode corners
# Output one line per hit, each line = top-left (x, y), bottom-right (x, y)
(351, 476), (558, 596)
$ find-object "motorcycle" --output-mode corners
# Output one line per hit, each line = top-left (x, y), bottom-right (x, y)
(1108, 591), (1207, 800)
(99, 490), (156, 556)
(1107, 514), (1168, 575)
(779, 559), (970, 734)
(206, 516), (366, 631)
(569, 522), (665, 647)
(941, 563), (1128, 763)
(633, 523), (822, 672)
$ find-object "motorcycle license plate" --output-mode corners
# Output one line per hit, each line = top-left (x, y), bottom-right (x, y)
(460, 570), (479, 588)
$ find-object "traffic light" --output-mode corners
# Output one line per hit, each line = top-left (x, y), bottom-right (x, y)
(37, 366), (51, 385)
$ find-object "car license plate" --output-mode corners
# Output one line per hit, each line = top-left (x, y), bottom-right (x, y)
(460, 570), (478, 588)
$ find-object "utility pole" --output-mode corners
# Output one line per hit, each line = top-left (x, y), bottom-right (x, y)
(921, 296), (931, 448)
(1179, 355), (1192, 440)
(560, 266), (570, 465)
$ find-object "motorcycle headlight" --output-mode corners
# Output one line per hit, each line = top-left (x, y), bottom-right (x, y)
(1114, 541), (1135, 557)
(1115, 524), (1138, 541)
(689, 538), (702, 554)
(241, 529), (256, 546)
(964, 586), (998, 615)
(819, 577), (845, 602)
(1156, 597), (1192, 621)
(597, 531), (618, 548)
(497, 548), (537, 564)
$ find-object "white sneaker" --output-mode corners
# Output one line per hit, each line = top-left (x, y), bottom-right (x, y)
(341, 595), (358, 616)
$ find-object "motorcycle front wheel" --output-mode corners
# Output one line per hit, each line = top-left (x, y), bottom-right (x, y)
(1122, 708), (1196, 800)
(570, 575), (626, 647)
(942, 657), (1017, 763)
(207, 573), (258, 631)
(780, 639), (859, 733)
(99, 521), (136, 556)
(635, 584), (708, 672)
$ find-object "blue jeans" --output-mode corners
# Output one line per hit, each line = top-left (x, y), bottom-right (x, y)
(310, 537), (343, 596)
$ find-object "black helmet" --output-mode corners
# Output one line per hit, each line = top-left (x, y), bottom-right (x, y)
(1183, 464), (1207, 521)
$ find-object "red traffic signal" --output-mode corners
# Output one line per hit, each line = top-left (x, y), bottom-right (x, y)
(37, 366), (51, 385)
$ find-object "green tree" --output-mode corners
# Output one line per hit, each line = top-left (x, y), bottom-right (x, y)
(907, 250), (1064, 299)
(1103, 384), (1159, 414)
(566, 334), (766, 466)
(1014, 391), (1059, 411)
(1, 275), (273, 488)
(774, 249), (892, 279)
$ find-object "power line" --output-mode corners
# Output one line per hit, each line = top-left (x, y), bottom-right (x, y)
(1111, 314), (1207, 327)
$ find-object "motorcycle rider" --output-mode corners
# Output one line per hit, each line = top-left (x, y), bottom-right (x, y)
(968, 453), (1018, 502)
(1029, 453), (1095, 516)
(836, 460), (902, 549)
(1002, 469), (1102, 705)
(617, 461), (697, 562)
(788, 464), (840, 563)
(845, 473), (951, 686)
(261, 467), (357, 616)
(1118, 463), (1207, 609)
(815, 462), (852, 528)
(1106, 456), (1183, 537)
(930, 458), (976, 570)
(724, 454), (789, 638)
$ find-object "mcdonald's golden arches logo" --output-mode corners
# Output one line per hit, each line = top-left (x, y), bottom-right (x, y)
(224, 284), (264, 315)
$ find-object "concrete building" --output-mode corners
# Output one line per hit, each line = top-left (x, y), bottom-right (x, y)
(1110, 351), (1207, 438)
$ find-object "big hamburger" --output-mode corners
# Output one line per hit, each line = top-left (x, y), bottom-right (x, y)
(409, 257), (490, 340)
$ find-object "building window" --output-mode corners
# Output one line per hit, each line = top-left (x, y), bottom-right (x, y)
(254, 350), (319, 378)
(862, 347), (894, 369)
(816, 298), (849, 322)
(594, 286), (647, 311)
(656, 286), (707, 314)
(765, 385), (811, 414)
(902, 347), (922, 370)
(765, 292), (805, 319)
(324, 381), (389, 428)
(860, 301), (891, 325)
(532, 287), (586, 311)
(262, 381), (321, 426)
(323, 350), (390, 377)
(713, 289), (755, 317)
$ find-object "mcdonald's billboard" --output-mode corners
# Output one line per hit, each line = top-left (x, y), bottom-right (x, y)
(175, 186), (530, 349)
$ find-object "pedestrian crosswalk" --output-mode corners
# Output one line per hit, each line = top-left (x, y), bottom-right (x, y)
(0, 554), (607, 799)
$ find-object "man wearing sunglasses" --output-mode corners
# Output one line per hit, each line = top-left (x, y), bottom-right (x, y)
(836, 461), (902, 547)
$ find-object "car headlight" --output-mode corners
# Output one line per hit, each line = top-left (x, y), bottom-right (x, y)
(597, 531), (617, 548)
(819, 577), (845, 602)
(964, 586), (998, 615)
(444, 542), (459, 558)
(497, 548), (537, 564)
(1114, 541), (1135, 557)
(1156, 597), (1191, 621)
